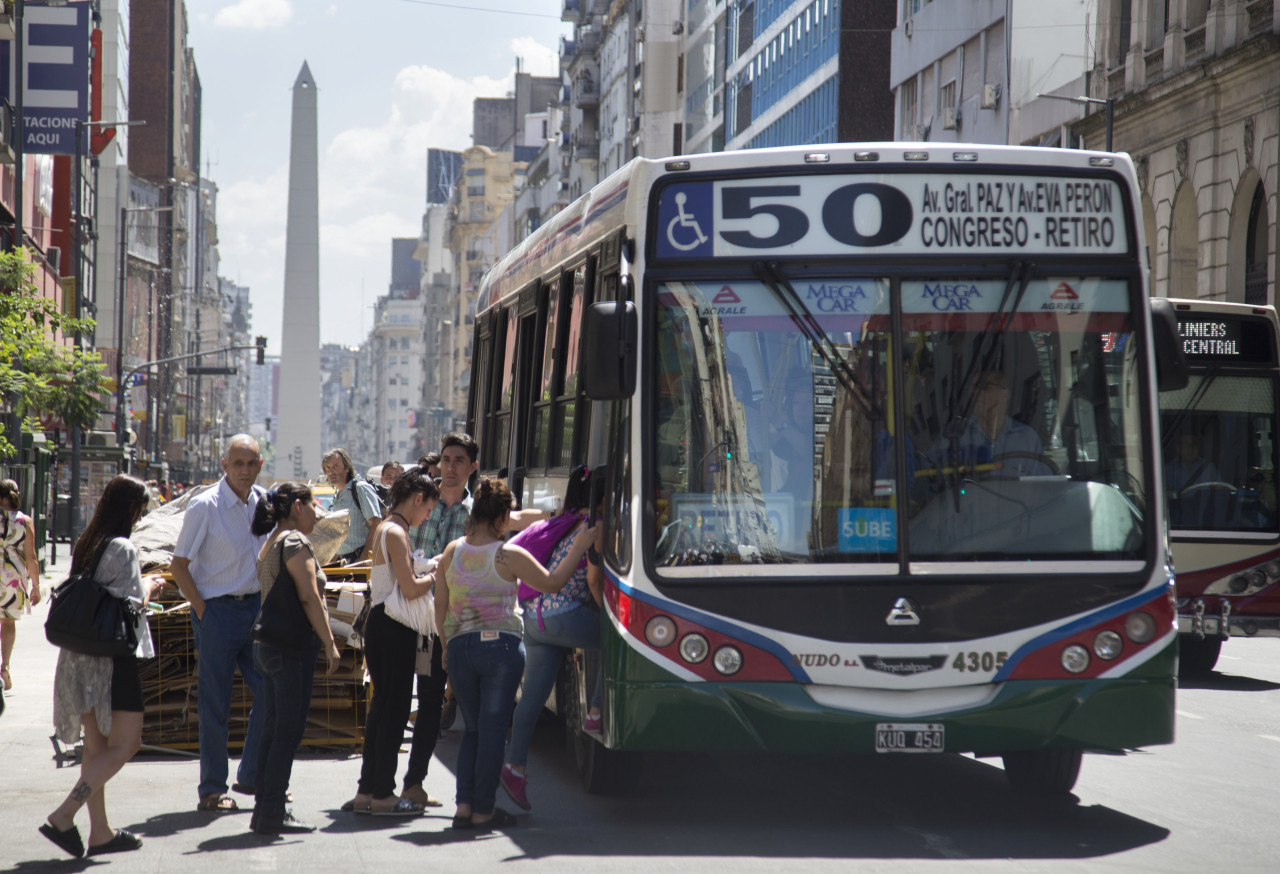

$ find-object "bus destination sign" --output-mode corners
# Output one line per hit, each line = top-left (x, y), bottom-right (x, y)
(1179, 318), (1242, 358)
(655, 173), (1129, 260)
(1177, 314), (1275, 364)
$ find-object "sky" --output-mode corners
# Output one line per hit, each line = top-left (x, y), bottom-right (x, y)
(184, 0), (568, 353)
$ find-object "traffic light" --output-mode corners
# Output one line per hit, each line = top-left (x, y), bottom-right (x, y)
(256, 336), (267, 365)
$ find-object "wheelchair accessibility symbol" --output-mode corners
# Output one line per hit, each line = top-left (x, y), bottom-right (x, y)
(667, 192), (709, 251)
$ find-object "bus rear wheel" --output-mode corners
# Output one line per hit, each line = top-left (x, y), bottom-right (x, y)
(1177, 634), (1222, 676)
(558, 655), (643, 795)
(567, 723), (643, 795)
(1001, 748), (1082, 795)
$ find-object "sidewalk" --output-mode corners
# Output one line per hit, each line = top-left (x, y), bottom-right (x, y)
(2, 544), (471, 869)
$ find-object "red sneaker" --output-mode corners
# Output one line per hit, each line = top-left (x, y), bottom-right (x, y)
(500, 764), (530, 810)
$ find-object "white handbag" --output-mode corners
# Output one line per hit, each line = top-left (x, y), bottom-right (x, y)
(381, 526), (436, 636)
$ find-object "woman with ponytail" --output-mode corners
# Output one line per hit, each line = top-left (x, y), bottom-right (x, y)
(248, 482), (341, 835)
(434, 477), (596, 831)
(345, 466), (439, 816)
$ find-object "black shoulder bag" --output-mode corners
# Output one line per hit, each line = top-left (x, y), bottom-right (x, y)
(252, 538), (317, 653)
(45, 540), (141, 657)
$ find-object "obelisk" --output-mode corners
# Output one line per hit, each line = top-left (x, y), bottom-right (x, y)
(275, 61), (321, 479)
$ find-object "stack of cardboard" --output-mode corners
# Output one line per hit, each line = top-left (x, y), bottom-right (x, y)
(137, 571), (370, 752)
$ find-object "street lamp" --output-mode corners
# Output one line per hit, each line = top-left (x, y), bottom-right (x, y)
(441, 319), (454, 439)
(1036, 93), (1114, 152)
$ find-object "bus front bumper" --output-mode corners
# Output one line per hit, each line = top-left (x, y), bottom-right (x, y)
(603, 675), (1175, 756)
(1178, 597), (1280, 639)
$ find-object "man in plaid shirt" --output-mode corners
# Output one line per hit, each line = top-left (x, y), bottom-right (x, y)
(399, 432), (477, 808)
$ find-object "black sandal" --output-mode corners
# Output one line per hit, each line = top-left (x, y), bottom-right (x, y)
(39, 822), (85, 858)
(450, 814), (475, 829)
(473, 807), (519, 832)
(87, 829), (143, 856)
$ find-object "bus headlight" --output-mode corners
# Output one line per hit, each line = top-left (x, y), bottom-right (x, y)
(679, 633), (709, 664)
(1125, 611), (1156, 643)
(1061, 644), (1090, 673)
(712, 646), (743, 675)
(644, 616), (677, 648)
(1093, 630), (1123, 660)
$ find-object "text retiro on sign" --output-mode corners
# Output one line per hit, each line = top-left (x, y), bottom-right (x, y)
(919, 180), (1116, 249)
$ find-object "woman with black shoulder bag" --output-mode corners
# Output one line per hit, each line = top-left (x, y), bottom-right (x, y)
(41, 475), (167, 859)
(249, 482), (342, 836)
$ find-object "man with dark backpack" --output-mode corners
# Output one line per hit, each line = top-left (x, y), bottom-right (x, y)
(323, 449), (385, 565)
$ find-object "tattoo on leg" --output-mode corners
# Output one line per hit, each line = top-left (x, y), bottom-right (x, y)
(70, 781), (93, 803)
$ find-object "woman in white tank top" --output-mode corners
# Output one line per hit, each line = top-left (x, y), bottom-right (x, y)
(434, 477), (595, 830)
(345, 467), (439, 817)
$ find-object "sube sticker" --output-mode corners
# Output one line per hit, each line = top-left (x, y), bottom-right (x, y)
(838, 508), (897, 553)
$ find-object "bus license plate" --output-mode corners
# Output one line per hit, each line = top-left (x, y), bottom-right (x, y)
(875, 723), (945, 753)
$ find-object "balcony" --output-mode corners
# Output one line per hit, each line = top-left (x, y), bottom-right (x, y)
(573, 75), (599, 108)
(1107, 64), (1125, 99)
(1144, 46), (1164, 82)
(1183, 24), (1206, 61)
(562, 0), (582, 24)
(1247, 0), (1272, 37)
(560, 37), (577, 65)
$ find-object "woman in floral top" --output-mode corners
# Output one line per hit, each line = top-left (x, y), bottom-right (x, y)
(500, 466), (603, 811)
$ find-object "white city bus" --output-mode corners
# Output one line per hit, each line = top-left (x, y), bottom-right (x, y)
(471, 144), (1187, 795)
(1159, 299), (1280, 673)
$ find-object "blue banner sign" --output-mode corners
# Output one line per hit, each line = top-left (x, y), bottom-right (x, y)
(0, 2), (90, 156)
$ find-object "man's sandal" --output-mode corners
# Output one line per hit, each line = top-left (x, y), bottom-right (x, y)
(197, 794), (238, 812)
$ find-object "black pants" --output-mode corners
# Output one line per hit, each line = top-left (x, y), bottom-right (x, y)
(357, 606), (417, 799)
(404, 634), (448, 789)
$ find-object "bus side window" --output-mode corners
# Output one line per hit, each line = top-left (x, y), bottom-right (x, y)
(471, 323), (493, 449)
(528, 279), (562, 471)
(553, 263), (591, 468)
(485, 306), (520, 469)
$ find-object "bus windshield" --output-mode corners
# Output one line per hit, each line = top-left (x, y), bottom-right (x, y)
(1159, 372), (1279, 533)
(651, 274), (1148, 572)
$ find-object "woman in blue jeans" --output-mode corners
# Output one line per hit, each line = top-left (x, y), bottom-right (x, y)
(501, 466), (603, 810)
(248, 482), (342, 835)
(434, 478), (596, 831)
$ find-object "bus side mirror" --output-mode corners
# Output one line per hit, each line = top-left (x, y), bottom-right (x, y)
(583, 301), (637, 400)
(1150, 298), (1189, 391)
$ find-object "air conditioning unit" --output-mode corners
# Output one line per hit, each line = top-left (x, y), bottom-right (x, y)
(903, 18), (914, 37)
(941, 106), (958, 130)
(981, 83), (1001, 109)
(46, 245), (61, 271)
(625, 117), (635, 133)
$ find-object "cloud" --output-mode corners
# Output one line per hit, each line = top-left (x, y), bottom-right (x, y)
(510, 37), (560, 78)
(218, 41), (559, 348)
(214, 0), (293, 29)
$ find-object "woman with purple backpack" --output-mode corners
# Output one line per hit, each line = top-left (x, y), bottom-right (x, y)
(499, 466), (604, 811)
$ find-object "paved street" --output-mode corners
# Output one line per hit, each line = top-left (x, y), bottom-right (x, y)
(4, 547), (1280, 872)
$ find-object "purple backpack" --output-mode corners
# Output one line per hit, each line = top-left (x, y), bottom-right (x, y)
(509, 511), (584, 601)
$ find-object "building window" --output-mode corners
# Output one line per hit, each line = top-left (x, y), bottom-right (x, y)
(901, 77), (918, 135)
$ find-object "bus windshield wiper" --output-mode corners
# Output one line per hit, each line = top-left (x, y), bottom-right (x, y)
(941, 260), (1034, 511)
(752, 260), (879, 419)
(1161, 365), (1219, 454)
